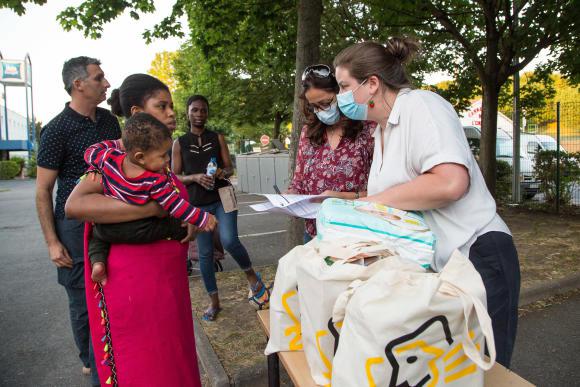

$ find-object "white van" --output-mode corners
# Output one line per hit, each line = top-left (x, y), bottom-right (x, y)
(462, 127), (558, 199)
(496, 134), (565, 199)
(533, 134), (566, 153)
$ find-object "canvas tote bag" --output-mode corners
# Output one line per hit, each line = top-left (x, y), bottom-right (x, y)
(331, 250), (496, 387)
(265, 239), (319, 355)
(297, 244), (424, 386)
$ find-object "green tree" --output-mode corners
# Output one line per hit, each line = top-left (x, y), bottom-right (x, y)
(148, 51), (178, 92)
(498, 68), (557, 120)
(0, 0), (46, 15)
(286, 0), (323, 246)
(5, 0), (577, 198)
(183, 0), (296, 140)
(366, 0), (579, 195)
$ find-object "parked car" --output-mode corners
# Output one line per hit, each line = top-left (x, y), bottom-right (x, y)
(462, 126), (542, 199)
(495, 134), (540, 199)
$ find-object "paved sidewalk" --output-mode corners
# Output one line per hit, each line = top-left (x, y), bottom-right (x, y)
(0, 179), (206, 386)
(0, 180), (91, 386)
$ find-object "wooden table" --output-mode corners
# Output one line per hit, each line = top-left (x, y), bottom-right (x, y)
(257, 310), (534, 387)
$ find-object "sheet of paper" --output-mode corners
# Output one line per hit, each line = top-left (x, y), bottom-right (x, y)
(249, 194), (327, 219)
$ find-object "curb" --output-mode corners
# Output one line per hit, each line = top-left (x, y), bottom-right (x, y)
(193, 314), (230, 387)
(232, 363), (269, 387)
(519, 271), (580, 306)
(199, 272), (580, 386)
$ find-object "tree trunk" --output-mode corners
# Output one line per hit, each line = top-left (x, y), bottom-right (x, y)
(286, 0), (322, 249)
(480, 82), (499, 196)
(273, 111), (282, 140)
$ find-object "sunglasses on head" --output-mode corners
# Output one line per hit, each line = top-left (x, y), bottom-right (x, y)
(301, 64), (333, 81)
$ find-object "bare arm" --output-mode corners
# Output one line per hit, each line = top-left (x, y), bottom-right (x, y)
(285, 129), (308, 194)
(361, 163), (470, 210)
(65, 176), (165, 223)
(171, 140), (188, 183)
(217, 134), (234, 179)
(319, 190), (367, 200)
(36, 167), (73, 268)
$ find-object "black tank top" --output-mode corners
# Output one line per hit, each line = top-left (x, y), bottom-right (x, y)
(178, 130), (228, 206)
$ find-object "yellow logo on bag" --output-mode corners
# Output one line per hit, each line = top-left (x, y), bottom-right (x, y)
(316, 330), (333, 384)
(315, 319), (343, 386)
(365, 316), (481, 387)
(282, 290), (303, 350)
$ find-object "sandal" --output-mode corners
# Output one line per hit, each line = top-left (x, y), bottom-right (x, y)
(248, 272), (271, 310)
(202, 306), (222, 322)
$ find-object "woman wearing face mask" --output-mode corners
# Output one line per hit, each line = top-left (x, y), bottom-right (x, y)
(333, 38), (520, 368)
(287, 64), (375, 243)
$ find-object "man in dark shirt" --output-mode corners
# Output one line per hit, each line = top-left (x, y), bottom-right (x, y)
(35, 56), (121, 386)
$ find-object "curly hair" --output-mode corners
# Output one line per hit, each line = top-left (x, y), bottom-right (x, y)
(122, 113), (172, 152)
(300, 67), (362, 147)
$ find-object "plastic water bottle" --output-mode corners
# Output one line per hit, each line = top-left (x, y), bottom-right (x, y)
(206, 157), (217, 190)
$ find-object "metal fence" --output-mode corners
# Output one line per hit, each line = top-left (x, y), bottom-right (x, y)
(500, 101), (580, 210)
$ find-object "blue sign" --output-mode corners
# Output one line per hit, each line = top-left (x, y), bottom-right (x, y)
(0, 61), (26, 85)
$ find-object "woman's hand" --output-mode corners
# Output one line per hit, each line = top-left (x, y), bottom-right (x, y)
(215, 167), (233, 180)
(193, 173), (215, 190)
(144, 201), (167, 218)
(180, 223), (198, 243)
(310, 190), (363, 203)
(283, 188), (299, 194)
(320, 190), (342, 198)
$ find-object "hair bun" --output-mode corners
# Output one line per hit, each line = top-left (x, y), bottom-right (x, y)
(385, 37), (419, 64)
(107, 88), (123, 117)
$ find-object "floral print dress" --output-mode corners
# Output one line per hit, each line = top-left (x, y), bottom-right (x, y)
(288, 122), (376, 237)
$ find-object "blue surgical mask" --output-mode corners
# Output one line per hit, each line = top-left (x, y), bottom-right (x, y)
(315, 102), (341, 125)
(337, 79), (369, 121)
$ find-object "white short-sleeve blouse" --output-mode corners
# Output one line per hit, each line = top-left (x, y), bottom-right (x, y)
(367, 88), (510, 270)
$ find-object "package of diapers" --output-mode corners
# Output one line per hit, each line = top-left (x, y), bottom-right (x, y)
(316, 198), (436, 269)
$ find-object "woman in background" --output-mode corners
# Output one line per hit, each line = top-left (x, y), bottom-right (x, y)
(173, 95), (270, 321)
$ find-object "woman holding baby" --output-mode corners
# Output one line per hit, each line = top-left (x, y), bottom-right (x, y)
(66, 74), (203, 386)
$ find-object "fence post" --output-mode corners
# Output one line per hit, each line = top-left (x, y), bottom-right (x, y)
(556, 102), (561, 214)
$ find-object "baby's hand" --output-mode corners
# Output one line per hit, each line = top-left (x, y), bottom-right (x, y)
(180, 223), (198, 243)
(201, 214), (218, 232)
(87, 170), (103, 184)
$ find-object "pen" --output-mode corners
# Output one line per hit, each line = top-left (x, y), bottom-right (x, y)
(273, 184), (290, 204)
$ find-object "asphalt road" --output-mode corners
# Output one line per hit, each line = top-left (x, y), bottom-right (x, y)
(0, 179), (290, 387)
(0, 179), (578, 386)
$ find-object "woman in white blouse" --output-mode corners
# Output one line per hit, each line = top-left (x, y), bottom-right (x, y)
(333, 37), (520, 367)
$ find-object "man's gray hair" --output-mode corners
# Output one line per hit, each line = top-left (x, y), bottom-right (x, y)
(62, 56), (101, 95)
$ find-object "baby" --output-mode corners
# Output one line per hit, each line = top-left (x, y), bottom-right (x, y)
(85, 112), (217, 284)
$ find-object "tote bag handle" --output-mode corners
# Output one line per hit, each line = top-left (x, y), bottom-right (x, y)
(441, 281), (496, 370)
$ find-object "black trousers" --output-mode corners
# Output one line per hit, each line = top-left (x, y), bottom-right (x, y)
(88, 217), (188, 265)
(55, 218), (99, 386)
(469, 231), (521, 368)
